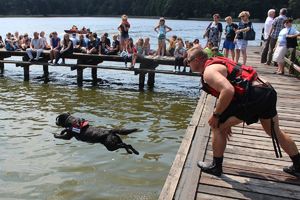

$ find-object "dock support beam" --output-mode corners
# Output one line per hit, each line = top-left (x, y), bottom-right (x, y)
(139, 72), (146, 90)
(23, 65), (30, 81)
(0, 58), (4, 74)
(77, 67), (83, 87)
(91, 67), (97, 86)
(43, 65), (49, 83)
(147, 72), (155, 88)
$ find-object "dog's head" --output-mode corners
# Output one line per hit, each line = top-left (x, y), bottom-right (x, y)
(56, 113), (71, 127)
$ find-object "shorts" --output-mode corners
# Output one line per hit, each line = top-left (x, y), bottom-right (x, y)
(219, 84), (277, 125)
(120, 33), (129, 42)
(273, 46), (287, 63)
(235, 39), (248, 50)
(223, 40), (235, 50)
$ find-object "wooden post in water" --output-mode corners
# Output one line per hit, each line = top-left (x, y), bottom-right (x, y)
(77, 67), (83, 87)
(139, 72), (145, 90)
(43, 65), (49, 83)
(147, 72), (155, 88)
(23, 65), (30, 81)
(0, 59), (4, 74)
(91, 67), (97, 86)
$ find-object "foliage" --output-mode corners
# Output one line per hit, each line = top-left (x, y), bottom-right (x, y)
(0, 0), (298, 20)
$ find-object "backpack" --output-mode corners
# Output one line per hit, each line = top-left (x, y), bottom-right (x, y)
(201, 57), (258, 99)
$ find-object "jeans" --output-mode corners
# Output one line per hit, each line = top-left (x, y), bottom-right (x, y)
(26, 48), (43, 59)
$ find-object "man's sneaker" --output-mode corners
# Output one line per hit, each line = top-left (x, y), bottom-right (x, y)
(283, 164), (300, 177)
(197, 161), (223, 177)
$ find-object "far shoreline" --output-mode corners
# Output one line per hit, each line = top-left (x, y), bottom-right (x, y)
(0, 14), (264, 22)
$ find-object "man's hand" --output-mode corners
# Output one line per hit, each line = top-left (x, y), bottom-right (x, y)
(208, 114), (219, 129)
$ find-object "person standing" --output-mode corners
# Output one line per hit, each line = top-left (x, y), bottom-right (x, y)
(273, 18), (300, 74)
(260, 9), (275, 63)
(234, 11), (252, 65)
(154, 17), (172, 56)
(223, 16), (238, 60)
(265, 8), (287, 65)
(187, 47), (300, 177)
(118, 15), (130, 52)
(203, 13), (223, 48)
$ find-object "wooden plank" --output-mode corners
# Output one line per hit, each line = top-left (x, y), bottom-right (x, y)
(174, 95), (216, 200)
(200, 173), (300, 199)
(0, 59), (199, 77)
(158, 94), (207, 200)
(197, 184), (288, 200)
(223, 165), (300, 186)
(196, 192), (240, 200)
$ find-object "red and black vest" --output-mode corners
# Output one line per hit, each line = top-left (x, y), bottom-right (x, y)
(201, 56), (257, 99)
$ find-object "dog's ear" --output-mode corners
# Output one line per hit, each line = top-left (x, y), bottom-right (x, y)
(56, 113), (70, 127)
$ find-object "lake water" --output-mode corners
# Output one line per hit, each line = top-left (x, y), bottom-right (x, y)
(0, 17), (264, 200)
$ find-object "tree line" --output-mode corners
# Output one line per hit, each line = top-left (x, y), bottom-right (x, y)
(0, 0), (299, 20)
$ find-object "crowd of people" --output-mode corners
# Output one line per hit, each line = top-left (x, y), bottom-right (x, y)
(261, 8), (300, 75)
(0, 11), (298, 72)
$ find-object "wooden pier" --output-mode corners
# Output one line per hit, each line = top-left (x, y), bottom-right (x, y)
(159, 46), (300, 200)
(0, 50), (197, 90)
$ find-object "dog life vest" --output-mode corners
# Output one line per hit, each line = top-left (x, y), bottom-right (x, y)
(201, 56), (258, 99)
(66, 116), (89, 134)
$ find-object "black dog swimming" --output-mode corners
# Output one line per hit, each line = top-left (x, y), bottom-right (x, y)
(54, 113), (139, 155)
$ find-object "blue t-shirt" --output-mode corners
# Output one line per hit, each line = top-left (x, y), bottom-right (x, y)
(277, 27), (299, 47)
(51, 37), (61, 48)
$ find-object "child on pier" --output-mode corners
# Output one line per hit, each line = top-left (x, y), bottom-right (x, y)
(174, 38), (187, 72)
(154, 17), (172, 56)
(166, 35), (177, 56)
(49, 32), (61, 64)
(121, 38), (136, 69)
(118, 15), (130, 52)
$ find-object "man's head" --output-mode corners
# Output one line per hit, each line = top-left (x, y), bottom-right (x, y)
(187, 47), (208, 73)
(268, 9), (276, 18)
(280, 8), (287, 16)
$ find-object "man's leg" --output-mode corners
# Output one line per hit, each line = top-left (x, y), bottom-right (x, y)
(261, 38), (270, 63)
(267, 38), (277, 65)
(198, 116), (243, 176)
(260, 115), (300, 176)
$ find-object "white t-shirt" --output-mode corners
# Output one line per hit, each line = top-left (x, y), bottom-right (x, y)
(277, 27), (299, 46)
(39, 37), (47, 49)
(31, 38), (41, 49)
(264, 16), (274, 40)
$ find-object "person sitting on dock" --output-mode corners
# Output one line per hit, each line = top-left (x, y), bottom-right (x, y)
(26, 32), (44, 61)
(174, 38), (187, 72)
(121, 37), (137, 69)
(99, 34), (109, 55)
(187, 47), (300, 177)
(5, 32), (18, 51)
(49, 32), (61, 64)
(54, 34), (73, 65)
(39, 31), (51, 50)
(74, 34), (87, 53)
(166, 35), (177, 56)
(21, 33), (31, 51)
(107, 34), (120, 55)
(0, 36), (5, 48)
(86, 33), (99, 54)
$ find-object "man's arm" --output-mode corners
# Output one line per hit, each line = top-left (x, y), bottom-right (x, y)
(204, 64), (234, 128)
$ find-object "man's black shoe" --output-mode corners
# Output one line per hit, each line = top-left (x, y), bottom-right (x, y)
(283, 164), (300, 177)
(197, 161), (223, 177)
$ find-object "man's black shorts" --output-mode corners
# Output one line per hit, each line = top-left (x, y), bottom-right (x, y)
(219, 84), (277, 125)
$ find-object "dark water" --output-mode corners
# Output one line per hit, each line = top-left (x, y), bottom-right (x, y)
(0, 17), (264, 199)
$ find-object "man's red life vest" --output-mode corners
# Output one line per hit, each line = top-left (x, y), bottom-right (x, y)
(201, 56), (258, 98)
